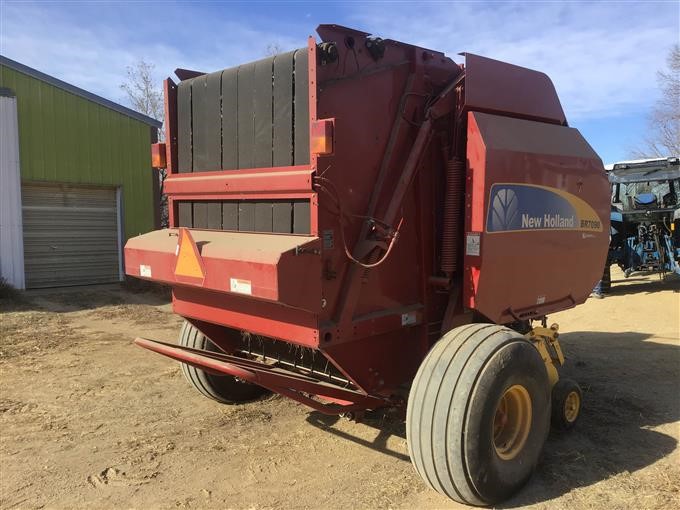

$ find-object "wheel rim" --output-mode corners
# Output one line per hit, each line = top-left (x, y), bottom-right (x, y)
(493, 384), (533, 460)
(563, 390), (581, 423)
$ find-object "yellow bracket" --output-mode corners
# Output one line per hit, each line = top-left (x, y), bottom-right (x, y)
(526, 324), (564, 387)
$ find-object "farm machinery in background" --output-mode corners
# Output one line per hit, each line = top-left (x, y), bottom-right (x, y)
(125, 25), (610, 506)
(608, 157), (680, 279)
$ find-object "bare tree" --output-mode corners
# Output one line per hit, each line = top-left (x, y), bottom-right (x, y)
(631, 45), (680, 158)
(120, 60), (168, 227)
(121, 60), (164, 128)
(265, 43), (282, 56)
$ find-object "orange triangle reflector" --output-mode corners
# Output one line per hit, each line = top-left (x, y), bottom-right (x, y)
(174, 228), (205, 284)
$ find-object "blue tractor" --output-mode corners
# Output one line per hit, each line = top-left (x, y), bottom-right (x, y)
(608, 157), (680, 279)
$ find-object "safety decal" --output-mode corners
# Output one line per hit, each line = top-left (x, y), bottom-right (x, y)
(466, 232), (481, 256)
(230, 278), (252, 295)
(486, 183), (603, 233)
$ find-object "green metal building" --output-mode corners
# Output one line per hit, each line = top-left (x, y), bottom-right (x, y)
(0, 55), (161, 289)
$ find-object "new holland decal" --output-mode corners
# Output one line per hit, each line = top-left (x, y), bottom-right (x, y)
(486, 183), (602, 233)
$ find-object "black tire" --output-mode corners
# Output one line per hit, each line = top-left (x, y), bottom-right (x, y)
(406, 323), (550, 506)
(551, 378), (582, 431)
(178, 321), (269, 404)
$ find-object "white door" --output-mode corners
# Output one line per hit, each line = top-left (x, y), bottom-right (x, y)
(0, 92), (25, 289)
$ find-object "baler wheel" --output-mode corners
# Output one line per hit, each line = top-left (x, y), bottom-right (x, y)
(178, 321), (269, 404)
(406, 323), (550, 506)
(551, 378), (582, 430)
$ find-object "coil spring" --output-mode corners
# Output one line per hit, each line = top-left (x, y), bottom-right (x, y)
(441, 158), (464, 275)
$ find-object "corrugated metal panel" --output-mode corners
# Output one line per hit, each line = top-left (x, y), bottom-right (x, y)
(0, 64), (155, 242)
(22, 183), (120, 288)
(0, 95), (25, 289)
(0, 56), (161, 128)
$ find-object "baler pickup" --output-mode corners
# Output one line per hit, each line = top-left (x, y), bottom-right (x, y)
(134, 336), (389, 415)
(125, 228), (321, 311)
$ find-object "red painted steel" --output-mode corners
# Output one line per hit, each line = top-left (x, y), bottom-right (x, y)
(464, 111), (609, 322)
(173, 286), (320, 347)
(463, 53), (567, 125)
(163, 78), (178, 175)
(125, 229), (323, 311)
(134, 337), (390, 413)
(163, 166), (314, 195)
(125, 25), (610, 413)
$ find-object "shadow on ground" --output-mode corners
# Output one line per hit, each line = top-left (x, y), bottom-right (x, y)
(306, 331), (679, 506)
(0, 283), (170, 314)
(608, 276), (680, 296)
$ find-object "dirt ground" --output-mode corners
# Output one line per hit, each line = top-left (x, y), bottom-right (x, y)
(1, 267), (678, 510)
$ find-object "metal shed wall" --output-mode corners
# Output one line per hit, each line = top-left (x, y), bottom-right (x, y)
(0, 64), (156, 241)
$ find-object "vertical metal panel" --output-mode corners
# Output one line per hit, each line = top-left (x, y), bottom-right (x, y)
(177, 80), (193, 173)
(192, 72), (222, 171)
(0, 65), (156, 243)
(293, 201), (311, 234)
(222, 202), (238, 230)
(192, 201), (208, 228)
(207, 202), (222, 229)
(254, 201), (273, 232)
(254, 57), (274, 168)
(273, 201), (293, 233)
(178, 202), (193, 227)
(171, 49), (308, 173)
(21, 183), (120, 288)
(190, 75), (208, 171)
(273, 51), (295, 167)
(293, 49), (310, 165)
(221, 68), (239, 170)
(238, 202), (255, 231)
(0, 94), (26, 289)
(237, 63), (255, 169)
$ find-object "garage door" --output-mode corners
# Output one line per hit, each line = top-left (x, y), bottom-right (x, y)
(22, 183), (121, 288)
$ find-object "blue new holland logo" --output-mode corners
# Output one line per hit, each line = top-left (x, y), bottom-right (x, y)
(486, 184), (602, 233)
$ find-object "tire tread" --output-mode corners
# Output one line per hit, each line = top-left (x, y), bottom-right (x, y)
(407, 323), (536, 505)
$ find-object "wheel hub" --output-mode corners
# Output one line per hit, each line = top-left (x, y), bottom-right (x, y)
(563, 390), (580, 423)
(493, 384), (532, 460)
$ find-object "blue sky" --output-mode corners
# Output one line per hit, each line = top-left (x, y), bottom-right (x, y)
(1, 1), (678, 163)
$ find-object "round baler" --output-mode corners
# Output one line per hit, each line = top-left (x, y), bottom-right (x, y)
(126, 24), (609, 505)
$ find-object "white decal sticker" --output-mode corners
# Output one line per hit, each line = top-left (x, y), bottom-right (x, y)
(466, 232), (481, 256)
(230, 278), (252, 295)
(401, 312), (417, 326)
(537, 295), (546, 305)
(140, 264), (152, 277)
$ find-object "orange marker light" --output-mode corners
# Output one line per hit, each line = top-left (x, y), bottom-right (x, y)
(151, 143), (167, 169)
(311, 118), (334, 155)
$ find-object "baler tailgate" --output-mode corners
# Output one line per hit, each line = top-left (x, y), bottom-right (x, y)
(125, 228), (321, 311)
